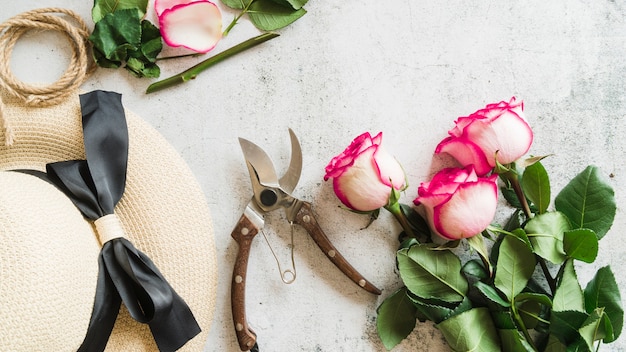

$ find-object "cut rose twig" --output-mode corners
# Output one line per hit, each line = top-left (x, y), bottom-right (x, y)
(146, 32), (279, 94)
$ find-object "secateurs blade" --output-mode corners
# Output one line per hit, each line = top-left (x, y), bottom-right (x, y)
(230, 129), (381, 351)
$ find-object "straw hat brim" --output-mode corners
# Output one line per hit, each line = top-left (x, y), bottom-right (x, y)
(0, 90), (217, 351)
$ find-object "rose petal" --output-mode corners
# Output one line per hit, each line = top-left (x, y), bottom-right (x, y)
(333, 147), (393, 211)
(465, 109), (533, 165)
(436, 137), (492, 176)
(159, 1), (222, 53)
(155, 0), (204, 16)
(373, 145), (405, 189)
(433, 176), (498, 239)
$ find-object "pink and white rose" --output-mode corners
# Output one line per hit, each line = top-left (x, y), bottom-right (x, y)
(414, 166), (498, 240)
(436, 97), (533, 176)
(324, 132), (406, 212)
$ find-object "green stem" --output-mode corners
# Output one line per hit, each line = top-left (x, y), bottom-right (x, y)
(146, 32), (279, 94)
(505, 170), (532, 219)
(487, 225), (516, 237)
(223, 0), (255, 37)
(538, 256), (556, 294)
(511, 298), (539, 351)
(385, 202), (415, 239)
(156, 53), (202, 61)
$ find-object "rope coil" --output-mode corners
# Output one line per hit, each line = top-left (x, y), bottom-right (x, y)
(0, 8), (96, 146)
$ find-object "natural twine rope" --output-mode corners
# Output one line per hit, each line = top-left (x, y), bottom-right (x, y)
(0, 8), (96, 146)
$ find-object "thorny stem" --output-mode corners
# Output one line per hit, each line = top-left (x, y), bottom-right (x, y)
(146, 32), (279, 94)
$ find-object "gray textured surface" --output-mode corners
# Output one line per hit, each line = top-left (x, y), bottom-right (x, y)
(3, 0), (625, 351)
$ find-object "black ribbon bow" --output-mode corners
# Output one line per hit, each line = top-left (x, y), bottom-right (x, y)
(46, 90), (201, 352)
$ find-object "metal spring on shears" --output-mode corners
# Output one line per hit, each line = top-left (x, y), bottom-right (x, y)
(261, 221), (297, 284)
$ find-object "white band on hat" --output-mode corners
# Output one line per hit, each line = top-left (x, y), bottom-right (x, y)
(94, 214), (126, 245)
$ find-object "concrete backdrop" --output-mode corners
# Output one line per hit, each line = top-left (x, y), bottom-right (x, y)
(3, 0), (625, 351)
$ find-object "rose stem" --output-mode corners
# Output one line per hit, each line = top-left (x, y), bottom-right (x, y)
(222, 0), (255, 37)
(385, 202), (416, 239)
(504, 170), (557, 292)
(145, 32), (279, 94)
(502, 170), (532, 219)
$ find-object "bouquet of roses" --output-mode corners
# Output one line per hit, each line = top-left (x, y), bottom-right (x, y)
(324, 98), (623, 351)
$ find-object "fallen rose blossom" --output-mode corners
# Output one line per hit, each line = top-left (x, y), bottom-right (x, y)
(158, 0), (222, 53)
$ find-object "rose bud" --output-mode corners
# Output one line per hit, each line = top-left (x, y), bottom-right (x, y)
(324, 132), (406, 212)
(414, 166), (498, 240)
(436, 97), (533, 176)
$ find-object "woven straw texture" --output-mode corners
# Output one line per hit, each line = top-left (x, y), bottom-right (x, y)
(0, 90), (218, 351)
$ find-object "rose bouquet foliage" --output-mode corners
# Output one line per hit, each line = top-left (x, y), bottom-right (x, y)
(324, 98), (623, 351)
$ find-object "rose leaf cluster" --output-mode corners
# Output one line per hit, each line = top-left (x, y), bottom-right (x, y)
(90, 0), (163, 78)
(324, 98), (623, 352)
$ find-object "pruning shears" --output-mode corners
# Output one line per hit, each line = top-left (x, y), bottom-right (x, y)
(230, 129), (381, 351)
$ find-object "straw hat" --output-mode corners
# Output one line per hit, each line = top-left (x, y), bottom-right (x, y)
(0, 90), (218, 351)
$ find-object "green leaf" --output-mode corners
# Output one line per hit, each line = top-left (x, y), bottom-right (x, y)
(408, 291), (472, 323)
(499, 329), (536, 352)
(516, 293), (552, 330)
(504, 209), (526, 232)
(467, 234), (493, 276)
(525, 211), (570, 264)
(518, 154), (552, 169)
(125, 20), (163, 78)
(125, 58), (160, 78)
(517, 292), (553, 308)
(397, 245), (468, 303)
(138, 20), (162, 62)
(522, 161), (550, 214)
(494, 234), (536, 301)
(248, 0), (307, 31)
(436, 308), (501, 351)
(550, 310), (589, 346)
(376, 287), (417, 350)
(554, 165), (616, 239)
(563, 229), (598, 263)
(584, 266), (623, 342)
(553, 260), (584, 312)
(221, 0), (248, 10)
(92, 48), (122, 68)
(269, 0), (308, 10)
(578, 308), (606, 349)
(400, 203), (431, 240)
(89, 9), (142, 62)
(124, 19), (163, 77)
(462, 259), (489, 281)
(501, 186), (524, 210)
(475, 281), (510, 307)
(92, 0), (149, 23)
(492, 311), (517, 330)
(544, 334), (567, 352)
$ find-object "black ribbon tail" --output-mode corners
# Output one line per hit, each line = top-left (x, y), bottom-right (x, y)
(77, 253), (122, 352)
(103, 238), (201, 352)
(149, 294), (203, 352)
